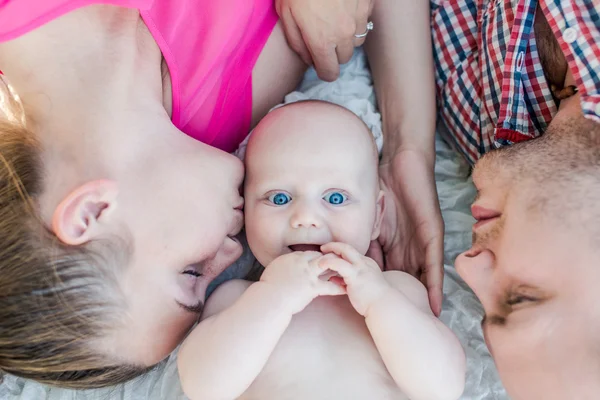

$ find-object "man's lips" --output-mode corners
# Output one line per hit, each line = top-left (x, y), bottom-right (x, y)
(471, 205), (501, 229)
(471, 205), (501, 220)
(288, 244), (322, 252)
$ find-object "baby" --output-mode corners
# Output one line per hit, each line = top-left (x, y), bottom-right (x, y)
(178, 101), (466, 400)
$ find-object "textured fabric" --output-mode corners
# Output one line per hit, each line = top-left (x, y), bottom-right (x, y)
(432, 0), (600, 165)
(0, 0), (278, 152)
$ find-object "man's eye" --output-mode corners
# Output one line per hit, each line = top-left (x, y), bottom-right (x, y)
(268, 192), (291, 205)
(323, 191), (347, 205)
(506, 294), (537, 306)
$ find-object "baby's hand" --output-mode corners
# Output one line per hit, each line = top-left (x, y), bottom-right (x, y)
(320, 242), (392, 317)
(260, 251), (346, 315)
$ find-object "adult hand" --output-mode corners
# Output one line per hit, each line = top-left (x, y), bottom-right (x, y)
(367, 149), (444, 316)
(275, 0), (374, 81)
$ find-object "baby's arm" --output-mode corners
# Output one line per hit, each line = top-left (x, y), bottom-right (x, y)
(372, 271), (465, 400)
(178, 252), (344, 400)
(178, 279), (294, 400)
(321, 243), (465, 400)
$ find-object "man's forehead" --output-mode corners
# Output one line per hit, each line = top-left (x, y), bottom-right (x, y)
(475, 140), (532, 174)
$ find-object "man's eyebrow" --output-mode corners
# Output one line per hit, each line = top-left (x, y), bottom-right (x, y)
(481, 314), (506, 329)
(481, 283), (541, 329)
(176, 300), (204, 315)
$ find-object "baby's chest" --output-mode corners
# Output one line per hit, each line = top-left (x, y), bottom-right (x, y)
(239, 297), (408, 400)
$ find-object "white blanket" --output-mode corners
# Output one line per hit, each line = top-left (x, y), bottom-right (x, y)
(0, 49), (508, 400)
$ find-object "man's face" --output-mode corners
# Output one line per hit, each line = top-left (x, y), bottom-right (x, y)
(455, 116), (600, 399)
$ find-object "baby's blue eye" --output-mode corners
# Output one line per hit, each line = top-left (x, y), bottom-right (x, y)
(269, 192), (291, 205)
(324, 192), (347, 205)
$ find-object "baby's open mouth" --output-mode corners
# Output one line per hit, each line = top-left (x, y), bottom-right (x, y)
(288, 244), (322, 252)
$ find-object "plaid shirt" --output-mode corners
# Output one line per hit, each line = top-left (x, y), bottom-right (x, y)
(432, 0), (600, 165)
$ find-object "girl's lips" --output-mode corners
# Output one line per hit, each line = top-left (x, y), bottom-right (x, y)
(234, 197), (244, 210)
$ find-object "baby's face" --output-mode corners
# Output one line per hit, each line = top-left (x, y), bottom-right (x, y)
(244, 102), (383, 266)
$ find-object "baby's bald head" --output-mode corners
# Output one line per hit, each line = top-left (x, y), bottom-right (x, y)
(245, 100), (379, 188)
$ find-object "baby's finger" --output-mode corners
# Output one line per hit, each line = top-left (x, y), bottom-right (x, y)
(318, 256), (357, 281)
(328, 275), (346, 287)
(320, 242), (362, 264)
(300, 250), (324, 263)
(309, 253), (334, 275)
(317, 280), (347, 296)
(318, 268), (340, 282)
(315, 252), (339, 264)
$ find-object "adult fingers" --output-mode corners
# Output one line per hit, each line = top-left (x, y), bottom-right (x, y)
(306, 35), (340, 81)
(279, 6), (313, 65)
(335, 37), (355, 65)
(335, 13), (356, 64)
(424, 235), (445, 317)
(352, 0), (372, 47)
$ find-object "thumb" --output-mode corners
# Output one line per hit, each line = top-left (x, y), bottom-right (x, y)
(424, 236), (444, 317)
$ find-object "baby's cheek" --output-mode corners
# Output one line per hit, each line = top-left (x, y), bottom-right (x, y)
(352, 236), (372, 256)
(334, 220), (371, 255)
(247, 217), (286, 265)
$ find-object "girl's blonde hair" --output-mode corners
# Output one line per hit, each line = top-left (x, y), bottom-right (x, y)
(0, 76), (152, 389)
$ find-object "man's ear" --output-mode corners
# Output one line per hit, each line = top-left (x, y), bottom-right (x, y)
(52, 180), (119, 245)
(371, 190), (385, 241)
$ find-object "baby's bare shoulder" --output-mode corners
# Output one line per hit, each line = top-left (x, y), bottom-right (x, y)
(382, 271), (432, 315)
(202, 279), (253, 320)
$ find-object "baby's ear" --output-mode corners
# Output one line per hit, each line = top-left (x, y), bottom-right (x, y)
(52, 180), (119, 245)
(371, 190), (385, 240)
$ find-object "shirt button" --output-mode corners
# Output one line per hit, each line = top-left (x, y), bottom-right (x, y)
(595, 103), (600, 116)
(563, 27), (578, 43)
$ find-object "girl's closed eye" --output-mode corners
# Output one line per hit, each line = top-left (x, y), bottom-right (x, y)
(183, 270), (202, 277)
(323, 191), (348, 205)
(268, 191), (292, 205)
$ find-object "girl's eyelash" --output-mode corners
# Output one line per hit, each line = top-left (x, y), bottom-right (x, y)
(183, 270), (202, 277)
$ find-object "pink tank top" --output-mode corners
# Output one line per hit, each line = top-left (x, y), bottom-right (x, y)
(0, 0), (277, 152)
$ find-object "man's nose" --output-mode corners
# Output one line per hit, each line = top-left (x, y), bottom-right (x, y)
(290, 202), (322, 229)
(455, 248), (496, 307)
